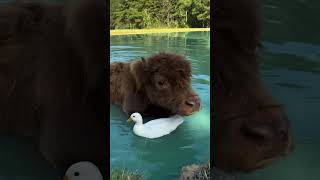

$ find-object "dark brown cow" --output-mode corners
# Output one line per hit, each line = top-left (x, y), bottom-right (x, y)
(110, 52), (201, 117)
(213, 0), (293, 172)
(0, 0), (107, 173)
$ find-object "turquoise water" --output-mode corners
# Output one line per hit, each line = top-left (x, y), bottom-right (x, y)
(110, 32), (210, 180)
(239, 0), (320, 179)
(0, 137), (60, 179)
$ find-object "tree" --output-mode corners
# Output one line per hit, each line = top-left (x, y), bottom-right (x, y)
(110, 0), (210, 29)
(191, 0), (210, 27)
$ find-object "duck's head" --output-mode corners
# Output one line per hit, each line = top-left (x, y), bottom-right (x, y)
(63, 161), (103, 180)
(127, 112), (143, 124)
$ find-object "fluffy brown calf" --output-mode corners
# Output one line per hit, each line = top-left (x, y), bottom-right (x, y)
(213, 0), (293, 172)
(110, 52), (201, 117)
(0, 0), (107, 173)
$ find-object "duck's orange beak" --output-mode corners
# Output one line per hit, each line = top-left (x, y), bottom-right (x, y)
(127, 117), (133, 122)
(63, 176), (69, 180)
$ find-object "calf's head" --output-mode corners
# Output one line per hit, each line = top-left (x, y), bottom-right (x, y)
(213, 77), (294, 172)
(131, 52), (201, 116)
(213, 0), (294, 172)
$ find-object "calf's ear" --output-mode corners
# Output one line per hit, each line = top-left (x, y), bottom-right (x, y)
(141, 57), (146, 63)
(130, 60), (147, 91)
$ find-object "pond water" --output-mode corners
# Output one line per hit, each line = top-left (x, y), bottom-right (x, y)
(239, 0), (320, 179)
(0, 136), (61, 179)
(110, 32), (210, 180)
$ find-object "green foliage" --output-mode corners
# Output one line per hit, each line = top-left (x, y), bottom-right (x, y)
(110, 0), (210, 29)
(191, 0), (210, 27)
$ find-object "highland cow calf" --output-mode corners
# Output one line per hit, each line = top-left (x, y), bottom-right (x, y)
(110, 52), (201, 117)
(0, 0), (107, 173)
(213, 0), (293, 172)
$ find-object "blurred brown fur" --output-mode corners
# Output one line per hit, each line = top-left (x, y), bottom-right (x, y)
(0, 0), (107, 173)
(213, 0), (293, 172)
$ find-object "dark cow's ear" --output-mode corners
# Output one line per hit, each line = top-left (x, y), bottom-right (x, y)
(130, 60), (147, 91)
(141, 57), (146, 63)
(140, 57), (148, 71)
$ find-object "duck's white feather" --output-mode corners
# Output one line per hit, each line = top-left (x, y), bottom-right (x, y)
(130, 114), (184, 139)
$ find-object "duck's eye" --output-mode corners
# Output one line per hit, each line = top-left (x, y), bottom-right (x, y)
(74, 172), (80, 176)
(133, 116), (135, 118)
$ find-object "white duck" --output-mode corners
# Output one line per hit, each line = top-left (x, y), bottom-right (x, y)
(127, 112), (184, 139)
(63, 161), (103, 180)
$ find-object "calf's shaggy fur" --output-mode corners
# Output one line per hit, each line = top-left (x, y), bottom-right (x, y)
(0, 0), (107, 173)
(213, 0), (293, 172)
(110, 53), (201, 117)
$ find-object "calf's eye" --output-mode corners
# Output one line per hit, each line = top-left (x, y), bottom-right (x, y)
(158, 81), (164, 86)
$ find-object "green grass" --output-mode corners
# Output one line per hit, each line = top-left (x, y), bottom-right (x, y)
(110, 28), (210, 36)
(111, 169), (143, 180)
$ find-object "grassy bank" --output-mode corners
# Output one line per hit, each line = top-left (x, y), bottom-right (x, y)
(110, 28), (210, 36)
(110, 161), (210, 180)
(179, 162), (210, 180)
(111, 169), (142, 180)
